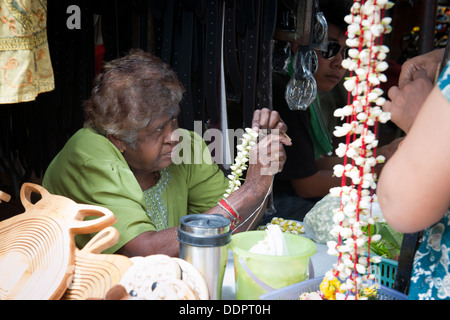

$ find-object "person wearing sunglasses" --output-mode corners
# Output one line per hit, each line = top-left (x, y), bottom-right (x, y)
(321, 41), (350, 60)
(264, 0), (401, 225)
(316, 40), (350, 90)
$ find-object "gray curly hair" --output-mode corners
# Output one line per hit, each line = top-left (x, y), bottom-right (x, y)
(83, 49), (185, 149)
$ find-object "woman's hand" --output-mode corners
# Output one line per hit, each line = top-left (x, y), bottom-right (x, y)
(251, 108), (288, 133)
(248, 133), (287, 174)
(384, 69), (434, 133)
(243, 108), (292, 197)
(250, 107), (291, 156)
(384, 49), (443, 134)
(397, 48), (444, 87)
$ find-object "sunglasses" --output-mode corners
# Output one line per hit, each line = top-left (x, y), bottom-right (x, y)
(320, 41), (350, 60)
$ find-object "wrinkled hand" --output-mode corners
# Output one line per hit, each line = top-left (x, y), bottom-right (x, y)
(383, 69), (433, 133)
(251, 107), (291, 147)
(251, 133), (287, 173)
(397, 48), (444, 87)
(245, 133), (287, 196)
(251, 108), (288, 133)
(243, 109), (291, 197)
(383, 49), (443, 134)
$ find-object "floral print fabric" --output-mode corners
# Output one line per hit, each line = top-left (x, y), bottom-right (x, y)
(0, 0), (54, 103)
(409, 211), (450, 300)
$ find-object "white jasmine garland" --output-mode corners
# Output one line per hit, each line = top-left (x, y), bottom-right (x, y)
(324, 0), (394, 299)
(224, 128), (258, 198)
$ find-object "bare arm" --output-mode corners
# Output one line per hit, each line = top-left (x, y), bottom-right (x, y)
(116, 109), (291, 257)
(116, 168), (275, 258)
(378, 85), (450, 233)
(116, 228), (179, 257)
(291, 137), (402, 199)
(291, 170), (341, 199)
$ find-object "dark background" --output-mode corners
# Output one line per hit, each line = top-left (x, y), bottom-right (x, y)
(0, 0), (447, 219)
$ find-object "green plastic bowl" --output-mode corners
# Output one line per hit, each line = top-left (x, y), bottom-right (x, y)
(230, 230), (316, 300)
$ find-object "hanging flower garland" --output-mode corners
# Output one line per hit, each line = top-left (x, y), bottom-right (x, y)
(224, 128), (259, 198)
(315, 0), (394, 300)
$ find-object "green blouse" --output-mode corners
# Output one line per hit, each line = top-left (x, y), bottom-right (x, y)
(42, 128), (228, 253)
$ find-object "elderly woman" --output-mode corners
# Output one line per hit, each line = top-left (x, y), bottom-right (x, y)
(42, 50), (290, 257)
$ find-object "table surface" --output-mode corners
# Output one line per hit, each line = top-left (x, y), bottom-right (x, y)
(221, 234), (336, 300)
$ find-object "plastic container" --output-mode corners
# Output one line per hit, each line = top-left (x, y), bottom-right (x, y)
(260, 276), (408, 300)
(370, 256), (398, 288)
(229, 230), (316, 300)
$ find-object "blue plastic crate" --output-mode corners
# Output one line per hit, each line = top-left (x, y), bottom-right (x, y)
(369, 256), (398, 289)
(259, 276), (408, 300)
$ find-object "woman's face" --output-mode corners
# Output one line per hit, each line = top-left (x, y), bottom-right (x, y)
(314, 23), (348, 92)
(123, 107), (180, 173)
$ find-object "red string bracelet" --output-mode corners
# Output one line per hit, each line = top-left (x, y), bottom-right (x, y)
(218, 198), (241, 228)
(218, 201), (235, 222)
(221, 198), (241, 222)
(218, 202), (238, 232)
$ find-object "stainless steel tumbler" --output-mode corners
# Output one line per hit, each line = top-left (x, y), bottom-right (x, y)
(177, 214), (231, 300)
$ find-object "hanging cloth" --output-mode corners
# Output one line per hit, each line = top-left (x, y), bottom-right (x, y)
(0, 0), (54, 104)
(241, 0), (261, 128)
